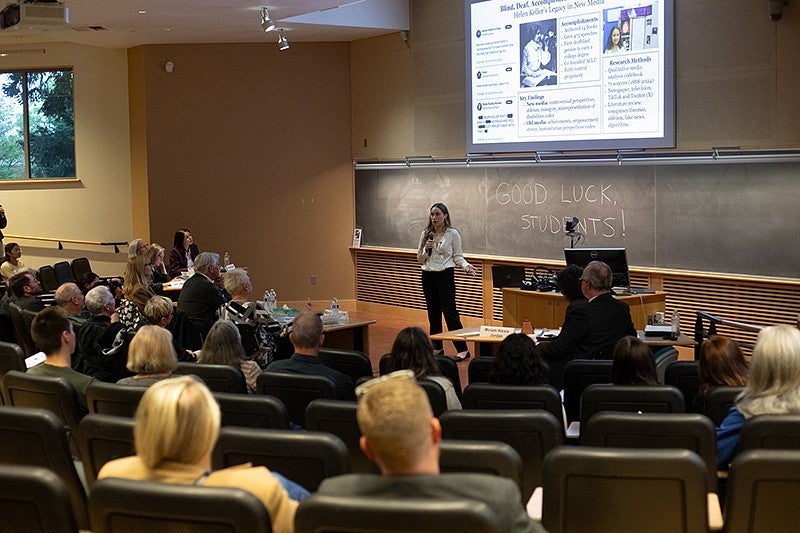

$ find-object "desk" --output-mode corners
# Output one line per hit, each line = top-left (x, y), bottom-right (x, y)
(502, 288), (667, 330)
(322, 319), (376, 354)
(430, 327), (694, 358)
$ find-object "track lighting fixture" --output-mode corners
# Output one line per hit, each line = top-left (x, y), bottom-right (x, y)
(278, 29), (289, 51)
(260, 7), (275, 32)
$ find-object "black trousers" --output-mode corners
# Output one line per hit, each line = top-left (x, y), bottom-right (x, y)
(422, 268), (467, 353)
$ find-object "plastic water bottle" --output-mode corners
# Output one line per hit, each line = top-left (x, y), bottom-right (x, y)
(331, 297), (340, 321)
(670, 312), (680, 339)
(269, 289), (277, 312)
(223, 251), (230, 268)
(263, 290), (270, 312)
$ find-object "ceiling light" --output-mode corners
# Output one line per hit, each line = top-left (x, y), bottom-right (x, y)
(277, 29), (289, 51)
(260, 7), (275, 32)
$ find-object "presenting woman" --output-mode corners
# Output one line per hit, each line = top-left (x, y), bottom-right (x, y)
(417, 203), (475, 362)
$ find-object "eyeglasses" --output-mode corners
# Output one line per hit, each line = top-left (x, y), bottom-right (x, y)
(355, 369), (416, 399)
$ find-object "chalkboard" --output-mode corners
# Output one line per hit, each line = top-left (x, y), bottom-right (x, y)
(355, 162), (799, 278)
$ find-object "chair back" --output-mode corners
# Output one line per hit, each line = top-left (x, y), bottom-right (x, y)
(214, 391), (289, 430)
(439, 440), (524, 496)
(173, 362), (247, 393)
(581, 411), (717, 491)
(167, 309), (204, 351)
(74, 414), (135, 488)
(295, 495), (503, 533)
(88, 477), (271, 533)
(2, 370), (85, 436)
(305, 399), (376, 474)
(0, 339), (25, 376)
(8, 302), (36, 356)
(740, 414), (800, 452)
(436, 355), (463, 400)
(542, 447), (709, 533)
(467, 356), (495, 383)
(723, 449), (800, 533)
(0, 464), (78, 533)
(70, 257), (92, 281)
(256, 371), (338, 427)
(462, 383), (564, 429)
(703, 386), (744, 426)
(419, 378), (448, 416)
(664, 360), (700, 410)
(38, 265), (59, 293)
(53, 261), (76, 285)
(85, 382), (145, 418)
(579, 384), (685, 430)
(653, 347), (679, 383)
(562, 359), (613, 423)
(0, 406), (89, 528)
(439, 409), (562, 501)
(212, 426), (349, 492)
(319, 348), (374, 383)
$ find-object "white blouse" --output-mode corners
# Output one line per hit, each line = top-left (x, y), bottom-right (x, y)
(417, 227), (471, 273)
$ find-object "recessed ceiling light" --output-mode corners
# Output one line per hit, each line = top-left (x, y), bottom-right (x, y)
(138, 10), (147, 14)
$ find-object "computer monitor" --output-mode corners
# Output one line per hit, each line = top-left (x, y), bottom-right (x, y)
(491, 265), (526, 289)
(564, 248), (630, 287)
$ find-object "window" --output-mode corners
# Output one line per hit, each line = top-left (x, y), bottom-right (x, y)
(0, 68), (75, 180)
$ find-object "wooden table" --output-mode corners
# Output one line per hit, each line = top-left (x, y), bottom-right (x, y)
(322, 318), (376, 354)
(502, 288), (667, 330)
(430, 327), (695, 358)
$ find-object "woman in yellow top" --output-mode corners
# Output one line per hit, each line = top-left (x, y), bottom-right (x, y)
(0, 242), (25, 281)
(98, 375), (305, 532)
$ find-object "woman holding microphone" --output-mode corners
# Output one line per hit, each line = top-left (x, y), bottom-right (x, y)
(417, 203), (476, 362)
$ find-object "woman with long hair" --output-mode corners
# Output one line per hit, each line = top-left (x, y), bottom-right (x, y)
(119, 256), (154, 331)
(491, 333), (547, 385)
(611, 335), (658, 386)
(692, 335), (749, 412)
(417, 203), (476, 362)
(196, 319), (261, 394)
(383, 326), (461, 410)
(717, 325), (800, 467)
(168, 228), (200, 278)
(0, 242), (24, 281)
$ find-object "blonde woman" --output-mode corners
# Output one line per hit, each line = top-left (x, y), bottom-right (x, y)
(117, 325), (178, 387)
(98, 376), (304, 531)
(717, 325), (800, 467)
(196, 319), (261, 393)
(145, 243), (170, 285)
(119, 256), (154, 331)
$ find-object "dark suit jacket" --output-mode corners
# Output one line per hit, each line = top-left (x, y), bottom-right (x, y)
(317, 473), (544, 533)
(176, 273), (229, 339)
(267, 353), (356, 401)
(538, 292), (636, 389)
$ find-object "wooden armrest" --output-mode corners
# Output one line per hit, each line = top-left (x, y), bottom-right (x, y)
(526, 486), (543, 521)
(708, 492), (723, 531)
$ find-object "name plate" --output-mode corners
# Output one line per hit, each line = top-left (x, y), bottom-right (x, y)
(479, 325), (517, 339)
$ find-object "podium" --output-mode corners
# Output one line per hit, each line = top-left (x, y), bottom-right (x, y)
(501, 288), (666, 330)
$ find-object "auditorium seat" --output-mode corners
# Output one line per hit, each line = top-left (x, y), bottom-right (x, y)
(173, 361), (247, 394)
(8, 302), (37, 356)
(88, 477), (270, 533)
(461, 383), (564, 430)
(419, 378), (448, 416)
(75, 414), (135, 488)
(467, 356), (494, 384)
(439, 440), (524, 496)
(84, 382), (146, 418)
(53, 261), (76, 285)
(305, 399), (376, 474)
(579, 383), (685, 432)
(319, 347), (374, 383)
(739, 414), (800, 452)
(38, 264), (59, 293)
(0, 339), (25, 377)
(214, 391), (289, 430)
(256, 371), (337, 428)
(703, 386), (744, 426)
(664, 360), (700, 411)
(562, 359), (613, 423)
(0, 464), (78, 533)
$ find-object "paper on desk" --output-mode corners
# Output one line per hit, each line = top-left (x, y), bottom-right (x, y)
(535, 328), (561, 338)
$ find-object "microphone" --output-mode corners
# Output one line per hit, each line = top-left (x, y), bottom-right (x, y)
(426, 231), (434, 256)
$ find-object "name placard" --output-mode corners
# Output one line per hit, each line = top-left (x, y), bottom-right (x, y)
(479, 325), (518, 339)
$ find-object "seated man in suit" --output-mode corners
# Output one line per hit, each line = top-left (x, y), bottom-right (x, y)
(75, 285), (126, 381)
(267, 310), (355, 401)
(536, 260), (636, 389)
(176, 252), (230, 341)
(316, 372), (544, 532)
(27, 306), (94, 412)
(8, 270), (45, 312)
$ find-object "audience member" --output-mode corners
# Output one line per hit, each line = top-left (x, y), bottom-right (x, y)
(267, 310), (356, 401)
(128, 238), (149, 259)
(55, 282), (88, 324)
(116, 325), (178, 387)
(145, 242), (170, 285)
(611, 335), (658, 386)
(27, 306), (94, 412)
(0, 242), (24, 281)
(76, 271), (101, 294)
(692, 335), (749, 412)
(176, 252), (230, 341)
(717, 325), (800, 468)
(143, 295), (196, 362)
(490, 333), (547, 386)
(76, 285), (126, 382)
(383, 326), (461, 410)
(556, 264), (587, 308)
(8, 270), (45, 312)
(197, 319), (261, 393)
(168, 228), (200, 278)
(98, 376), (303, 531)
(315, 372), (544, 533)
(536, 260), (636, 389)
(119, 256), (154, 331)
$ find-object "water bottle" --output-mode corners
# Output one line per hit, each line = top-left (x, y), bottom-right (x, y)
(331, 297), (340, 321)
(263, 290), (270, 312)
(269, 289), (277, 313)
(670, 312), (680, 339)
(223, 251), (230, 267)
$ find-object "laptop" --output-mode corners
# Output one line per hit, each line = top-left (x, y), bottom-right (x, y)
(491, 265), (527, 289)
